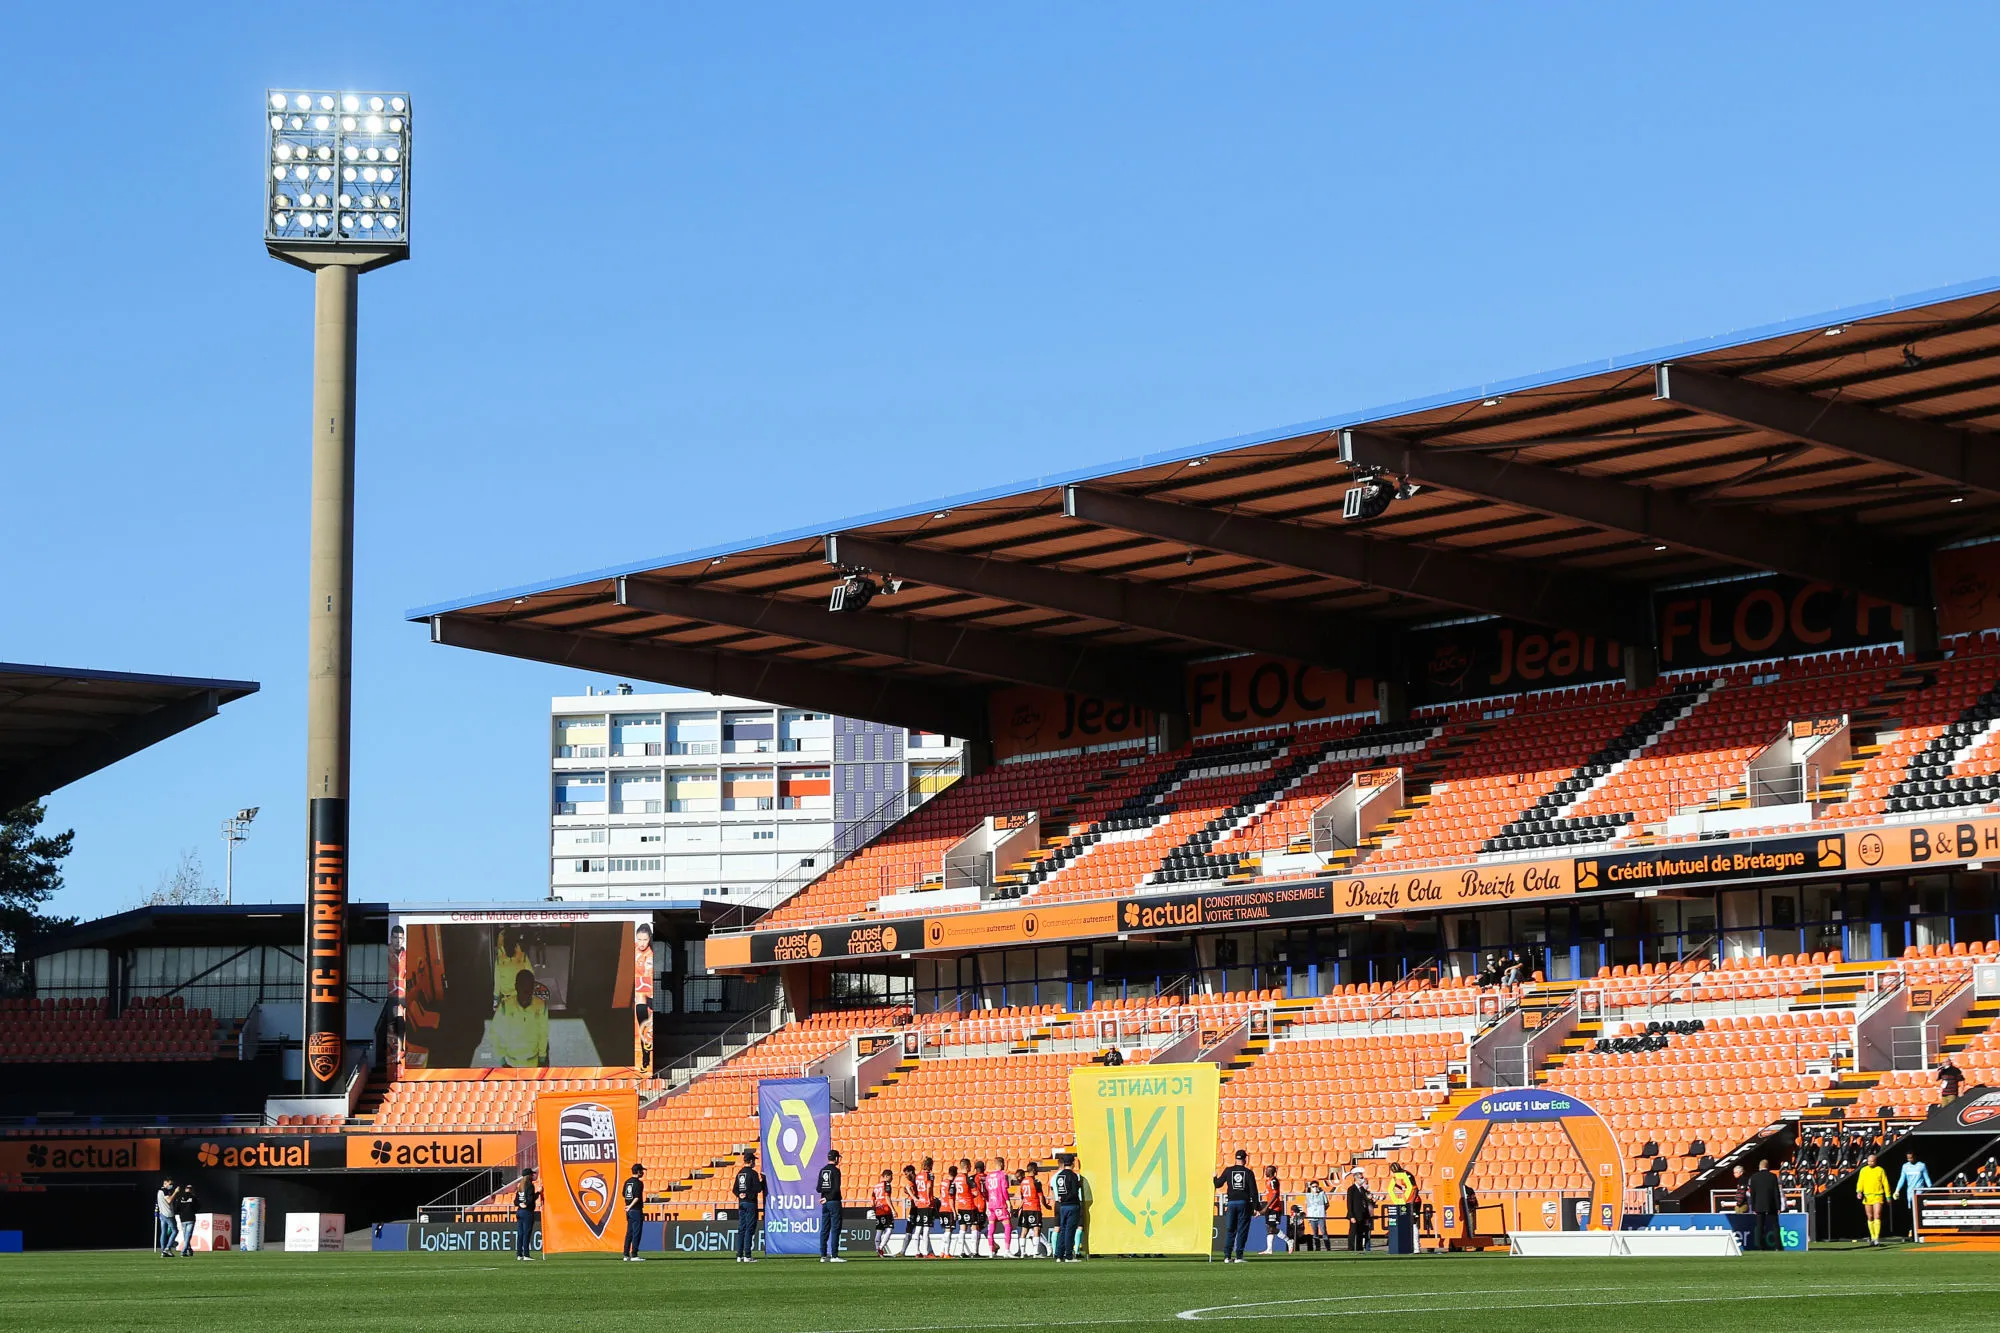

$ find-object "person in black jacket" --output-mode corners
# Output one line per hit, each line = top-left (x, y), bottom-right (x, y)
(732, 1149), (767, 1263)
(817, 1149), (846, 1263)
(1215, 1149), (1256, 1262)
(1345, 1170), (1373, 1252)
(1747, 1159), (1783, 1251)
(172, 1183), (197, 1257)
(514, 1168), (541, 1261)
(1051, 1154), (1085, 1262)
(621, 1163), (647, 1261)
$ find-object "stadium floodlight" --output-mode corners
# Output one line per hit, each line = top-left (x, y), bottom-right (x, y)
(829, 571), (880, 613)
(265, 90), (411, 262)
(222, 806), (260, 906)
(264, 89), (412, 1096)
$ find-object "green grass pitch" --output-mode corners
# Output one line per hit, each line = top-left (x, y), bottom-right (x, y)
(6, 1246), (1993, 1332)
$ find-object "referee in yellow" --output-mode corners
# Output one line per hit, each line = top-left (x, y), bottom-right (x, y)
(1856, 1154), (1892, 1247)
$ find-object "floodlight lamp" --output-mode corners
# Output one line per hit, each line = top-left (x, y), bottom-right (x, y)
(240, 807), (260, 823)
(265, 89), (411, 264)
(1341, 472), (1395, 522)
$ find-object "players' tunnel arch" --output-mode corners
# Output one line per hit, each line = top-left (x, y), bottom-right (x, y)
(1432, 1089), (1622, 1233)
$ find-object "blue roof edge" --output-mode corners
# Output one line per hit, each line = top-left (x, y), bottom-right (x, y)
(0, 663), (261, 694)
(406, 272), (2000, 622)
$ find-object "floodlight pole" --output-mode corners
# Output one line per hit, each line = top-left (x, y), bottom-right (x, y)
(264, 88), (411, 1094)
(270, 244), (402, 1093)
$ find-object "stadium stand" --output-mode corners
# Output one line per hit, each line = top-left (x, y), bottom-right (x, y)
(705, 639), (2000, 935)
(0, 996), (218, 1062)
(1827, 641), (2000, 819)
(756, 753), (1127, 927)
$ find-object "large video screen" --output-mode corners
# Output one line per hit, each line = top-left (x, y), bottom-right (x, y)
(389, 913), (649, 1075)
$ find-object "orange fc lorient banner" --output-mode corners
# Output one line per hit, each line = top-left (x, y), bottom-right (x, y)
(534, 1088), (638, 1253)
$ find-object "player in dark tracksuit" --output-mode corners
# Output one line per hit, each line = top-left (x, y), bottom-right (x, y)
(1215, 1150), (1256, 1262)
(621, 1162), (647, 1260)
(1052, 1156), (1085, 1262)
(732, 1149), (767, 1262)
(514, 1169), (541, 1260)
(817, 1149), (846, 1261)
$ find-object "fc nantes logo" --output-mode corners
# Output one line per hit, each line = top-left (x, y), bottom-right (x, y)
(557, 1103), (620, 1238)
(1104, 1105), (1188, 1238)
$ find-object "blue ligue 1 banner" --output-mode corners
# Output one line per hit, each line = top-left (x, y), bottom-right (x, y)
(757, 1077), (831, 1256)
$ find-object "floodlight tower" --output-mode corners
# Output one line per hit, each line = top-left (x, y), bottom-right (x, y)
(264, 89), (411, 1093)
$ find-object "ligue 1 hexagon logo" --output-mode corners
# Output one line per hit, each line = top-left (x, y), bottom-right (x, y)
(766, 1098), (819, 1184)
(558, 1102), (621, 1237)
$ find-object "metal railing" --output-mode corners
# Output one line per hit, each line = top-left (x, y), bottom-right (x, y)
(1367, 958), (1443, 1028)
(656, 1003), (788, 1090)
(1889, 1024), (1934, 1071)
(418, 1166), (522, 1224)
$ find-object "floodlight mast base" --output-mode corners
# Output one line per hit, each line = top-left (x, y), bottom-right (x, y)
(269, 243), (405, 1093)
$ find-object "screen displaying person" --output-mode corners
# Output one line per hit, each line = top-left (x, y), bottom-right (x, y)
(491, 967), (549, 1068)
(493, 928), (530, 1010)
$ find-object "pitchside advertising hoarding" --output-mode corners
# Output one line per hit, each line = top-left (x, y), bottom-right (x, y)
(758, 1077), (833, 1255)
(390, 909), (650, 1078)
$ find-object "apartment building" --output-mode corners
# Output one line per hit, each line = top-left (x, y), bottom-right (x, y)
(549, 686), (961, 904)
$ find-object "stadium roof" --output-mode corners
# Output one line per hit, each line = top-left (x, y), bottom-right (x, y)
(17, 902), (389, 959)
(410, 276), (2000, 738)
(0, 664), (259, 812)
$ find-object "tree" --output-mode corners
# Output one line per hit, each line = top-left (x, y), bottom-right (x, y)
(0, 803), (76, 952)
(143, 847), (221, 907)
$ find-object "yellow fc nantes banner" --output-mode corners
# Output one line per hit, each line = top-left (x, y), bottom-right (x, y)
(1069, 1062), (1219, 1256)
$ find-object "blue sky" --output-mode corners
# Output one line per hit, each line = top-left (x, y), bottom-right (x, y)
(6, 3), (2000, 921)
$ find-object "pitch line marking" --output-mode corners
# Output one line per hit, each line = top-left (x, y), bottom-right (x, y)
(1176, 1283), (2000, 1321)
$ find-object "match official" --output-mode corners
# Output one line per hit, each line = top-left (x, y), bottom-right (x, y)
(732, 1148), (767, 1263)
(1215, 1149), (1256, 1262)
(1052, 1154), (1084, 1263)
(514, 1168), (540, 1261)
(818, 1148), (847, 1262)
(621, 1162), (647, 1261)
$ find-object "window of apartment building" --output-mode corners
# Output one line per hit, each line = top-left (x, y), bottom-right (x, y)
(722, 711), (776, 754)
(665, 771), (718, 812)
(611, 712), (665, 757)
(553, 772), (607, 815)
(779, 711), (831, 751)
(667, 713), (719, 754)
(612, 770), (665, 815)
(554, 715), (608, 759)
(721, 767), (775, 811)
(778, 767), (831, 810)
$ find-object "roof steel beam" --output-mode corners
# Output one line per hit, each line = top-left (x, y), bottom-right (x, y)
(1063, 485), (1643, 640)
(614, 576), (1185, 713)
(430, 615), (987, 739)
(1656, 363), (2000, 497)
(1339, 428), (1931, 606)
(0, 689), (220, 813)
(824, 532), (1386, 677)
